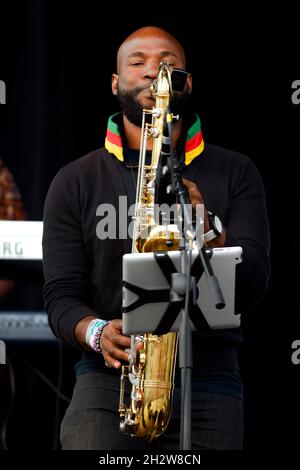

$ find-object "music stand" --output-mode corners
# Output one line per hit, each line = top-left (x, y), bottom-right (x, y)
(122, 246), (242, 449)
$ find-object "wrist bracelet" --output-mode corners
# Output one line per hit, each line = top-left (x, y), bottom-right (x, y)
(85, 318), (109, 354)
(202, 229), (217, 243)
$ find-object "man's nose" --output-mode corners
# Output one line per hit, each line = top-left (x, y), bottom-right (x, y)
(144, 62), (160, 80)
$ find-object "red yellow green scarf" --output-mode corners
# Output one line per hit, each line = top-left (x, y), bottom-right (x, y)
(105, 112), (204, 165)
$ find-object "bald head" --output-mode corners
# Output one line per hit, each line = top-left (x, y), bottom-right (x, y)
(111, 25), (192, 129)
(116, 26), (186, 73)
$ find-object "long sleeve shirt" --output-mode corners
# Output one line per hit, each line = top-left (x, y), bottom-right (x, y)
(42, 133), (270, 375)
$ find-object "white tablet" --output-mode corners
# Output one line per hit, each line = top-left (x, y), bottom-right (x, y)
(122, 247), (242, 335)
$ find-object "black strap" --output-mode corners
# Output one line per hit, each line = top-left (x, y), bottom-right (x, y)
(152, 252), (184, 334)
(155, 250), (213, 333)
(153, 251), (178, 285)
(123, 251), (214, 334)
(154, 299), (184, 335)
(191, 249), (213, 278)
(188, 292), (211, 332)
(122, 281), (169, 313)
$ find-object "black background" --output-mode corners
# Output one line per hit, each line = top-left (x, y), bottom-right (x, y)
(0, 1), (299, 451)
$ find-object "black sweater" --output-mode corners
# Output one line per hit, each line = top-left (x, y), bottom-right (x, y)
(42, 143), (270, 374)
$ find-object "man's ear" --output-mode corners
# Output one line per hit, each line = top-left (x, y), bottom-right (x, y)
(186, 72), (192, 94)
(112, 73), (119, 96)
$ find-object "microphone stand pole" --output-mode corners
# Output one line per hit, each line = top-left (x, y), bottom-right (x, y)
(162, 111), (225, 450)
(178, 235), (193, 450)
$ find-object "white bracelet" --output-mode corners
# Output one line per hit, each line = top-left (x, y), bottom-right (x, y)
(85, 318), (109, 353)
(202, 229), (217, 243)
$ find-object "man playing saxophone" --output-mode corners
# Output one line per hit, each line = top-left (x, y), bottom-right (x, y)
(43, 26), (270, 450)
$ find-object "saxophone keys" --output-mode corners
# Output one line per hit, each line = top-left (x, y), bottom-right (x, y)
(151, 108), (161, 118)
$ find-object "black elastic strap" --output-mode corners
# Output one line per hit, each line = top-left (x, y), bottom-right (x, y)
(154, 251), (212, 334)
(123, 251), (214, 334)
(154, 299), (184, 335)
(152, 251), (183, 334)
(154, 251), (178, 285)
(188, 294), (211, 332)
(122, 280), (169, 313)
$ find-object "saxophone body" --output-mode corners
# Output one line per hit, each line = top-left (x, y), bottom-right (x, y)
(119, 62), (179, 442)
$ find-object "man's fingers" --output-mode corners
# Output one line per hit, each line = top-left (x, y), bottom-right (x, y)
(109, 334), (131, 348)
(100, 322), (130, 349)
(103, 346), (131, 368)
(100, 319), (131, 368)
(103, 356), (121, 369)
(101, 329), (130, 348)
(109, 318), (123, 330)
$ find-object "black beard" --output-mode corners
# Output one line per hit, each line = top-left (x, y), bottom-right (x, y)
(116, 84), (191, 127)
(116, 85), (145, 127)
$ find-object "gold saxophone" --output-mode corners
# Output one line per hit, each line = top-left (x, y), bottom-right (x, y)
(119, 62), (180, 442)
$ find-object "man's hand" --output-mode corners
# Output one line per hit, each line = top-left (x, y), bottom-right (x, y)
(100, 319), (131, 369)
(182, 178), (210, 232)
(75, 317), (132, 368)
(182, 178), (226, 247)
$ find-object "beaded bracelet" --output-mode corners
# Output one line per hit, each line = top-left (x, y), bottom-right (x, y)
(85, 318), (109, 354)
